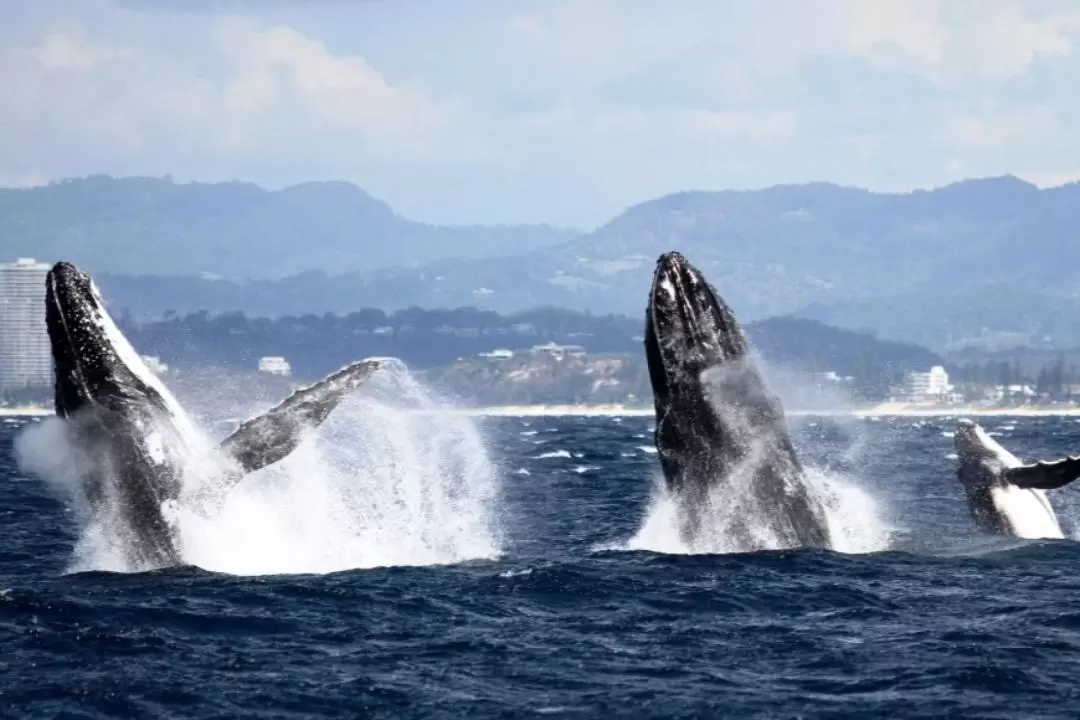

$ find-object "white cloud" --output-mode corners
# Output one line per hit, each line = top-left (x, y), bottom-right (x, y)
(944, 106), (1063, 151)
(840, 0), (945, 66)
(1, 0), (1080, 226)
(966, 3), (1079, 80)
(502, 14), (545, 43)
(681, 110), (797, 149)
(30, 31), (117, 70)
(215, 19), (447, 152)
(1018, 169), (1080, 188)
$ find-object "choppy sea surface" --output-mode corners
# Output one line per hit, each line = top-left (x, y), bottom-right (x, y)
(4, 410), (1080, 719)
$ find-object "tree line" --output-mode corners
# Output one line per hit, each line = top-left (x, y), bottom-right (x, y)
(117, 307), (942, 389)
(949, 358), (1080, 399)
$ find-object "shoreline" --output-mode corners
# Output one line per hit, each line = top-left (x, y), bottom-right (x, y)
(6, 403), (1080, 419)
(448, 404), (1080, 418)
(0, 406), (51, 417)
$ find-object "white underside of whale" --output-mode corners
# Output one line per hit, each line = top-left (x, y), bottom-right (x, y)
(975, 424), (1064, 540)
(989, 483), (1063, 540)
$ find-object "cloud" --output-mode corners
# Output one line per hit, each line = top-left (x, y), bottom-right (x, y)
(215, 18), (446, 152)
(502, 15), (545, 43)
(30, 31), (119, 69)
(118, 0), (364, 10)
(1018, 169), (1080, 188)
(840, 0), (945, 66)
(964, 2), (1080, 81)
(0, 0), (1079, 227)
(680, 110), (797, 149)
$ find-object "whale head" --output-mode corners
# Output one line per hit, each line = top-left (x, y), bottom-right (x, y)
(954, 419), (1017, 473)
(46, 261), (180, 423)
(645, 251), (752, 408)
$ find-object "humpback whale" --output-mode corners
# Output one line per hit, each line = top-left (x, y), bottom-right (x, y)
(644, 251), (829, 550)
(46, 261), (381, 569)
(954, 420), (1080, 539)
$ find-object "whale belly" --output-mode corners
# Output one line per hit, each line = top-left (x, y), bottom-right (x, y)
(990, 484), (1064, 540)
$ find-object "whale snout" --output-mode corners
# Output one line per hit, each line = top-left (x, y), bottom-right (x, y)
(655, 251), (688, 270)
(47, 261), (101, 315)
(50, 261), (81, 276)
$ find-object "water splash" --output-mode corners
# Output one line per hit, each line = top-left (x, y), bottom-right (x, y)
(622, 359), (892, 556)
(624, 467), (892, 556)
(16, 360), (502, 575)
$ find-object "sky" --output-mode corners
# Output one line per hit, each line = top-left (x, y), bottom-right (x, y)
(2, 0), (1079, 228)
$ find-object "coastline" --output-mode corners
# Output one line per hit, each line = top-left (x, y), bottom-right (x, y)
(0, 406), (51, 417)
(5, 403), (1080, 419)
(451, 404), (1080, 418)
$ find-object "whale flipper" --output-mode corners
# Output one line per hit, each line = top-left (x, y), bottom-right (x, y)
(219, 359), (382, 473)
(1006, 456), (1080, 490)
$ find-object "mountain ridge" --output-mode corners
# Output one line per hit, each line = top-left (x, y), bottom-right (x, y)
(0, 175), (579, 279)
(6, 174), (1080, 350)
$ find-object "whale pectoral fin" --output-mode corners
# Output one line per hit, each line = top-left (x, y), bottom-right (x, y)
(1006, 456), (1080, 490)
(218, 359), (382, 473)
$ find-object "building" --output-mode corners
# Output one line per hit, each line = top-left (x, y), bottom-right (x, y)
(530, 342), (586, 362)
(905, 365), (951, 402)
(0, 258), (52, 393)
(258, 356), (292, 376)
(478, 349), (514, 360)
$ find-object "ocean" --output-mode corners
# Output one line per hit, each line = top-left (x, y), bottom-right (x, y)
(3, 404), (1080, 718)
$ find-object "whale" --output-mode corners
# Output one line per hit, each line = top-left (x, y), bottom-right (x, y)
(644, 251), (830, 550)
(46, 261), (382, 569)
(954, 419), (1080, 539)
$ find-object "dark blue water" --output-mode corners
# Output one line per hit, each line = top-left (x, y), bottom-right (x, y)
(4, 413), (1080, 718)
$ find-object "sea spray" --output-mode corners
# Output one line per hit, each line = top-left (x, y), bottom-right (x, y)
(623, 467), (892, 556)
(16, 360), (503, 575)
(182, 361), (503, 575)
(13, 415), (181, 572)
(622, 359), (894, 556)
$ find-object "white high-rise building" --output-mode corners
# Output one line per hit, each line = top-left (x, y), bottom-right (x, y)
(0, 258), (52, 393)
(905, 365), (951, 402)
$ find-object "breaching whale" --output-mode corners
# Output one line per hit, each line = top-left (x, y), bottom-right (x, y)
(644, 251), (830, 550)
(953, 419), (1080, 539)
(46, 261), (382, 570)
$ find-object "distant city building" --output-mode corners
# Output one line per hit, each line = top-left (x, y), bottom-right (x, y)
(905, 365), (951, 402)
(141, 355), (169, 375)
(992, 384), (1037, 402)
(258, 356), (292, 376)
(479, 349), (514, 360)
(0, 258), (52, 393)
(530, 342), (586, 362)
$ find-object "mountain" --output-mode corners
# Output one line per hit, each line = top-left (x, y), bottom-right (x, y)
(357, 177), (1080, 342)
(10, 174), (1080, 349)
(344, 176), (1080, 350)
(0, 175), (578, 279)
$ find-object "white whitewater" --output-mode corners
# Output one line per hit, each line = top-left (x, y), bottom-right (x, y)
(623, 363), (893, 556)
(16, 361), (503, 575)
(624, 466), (891, 556)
